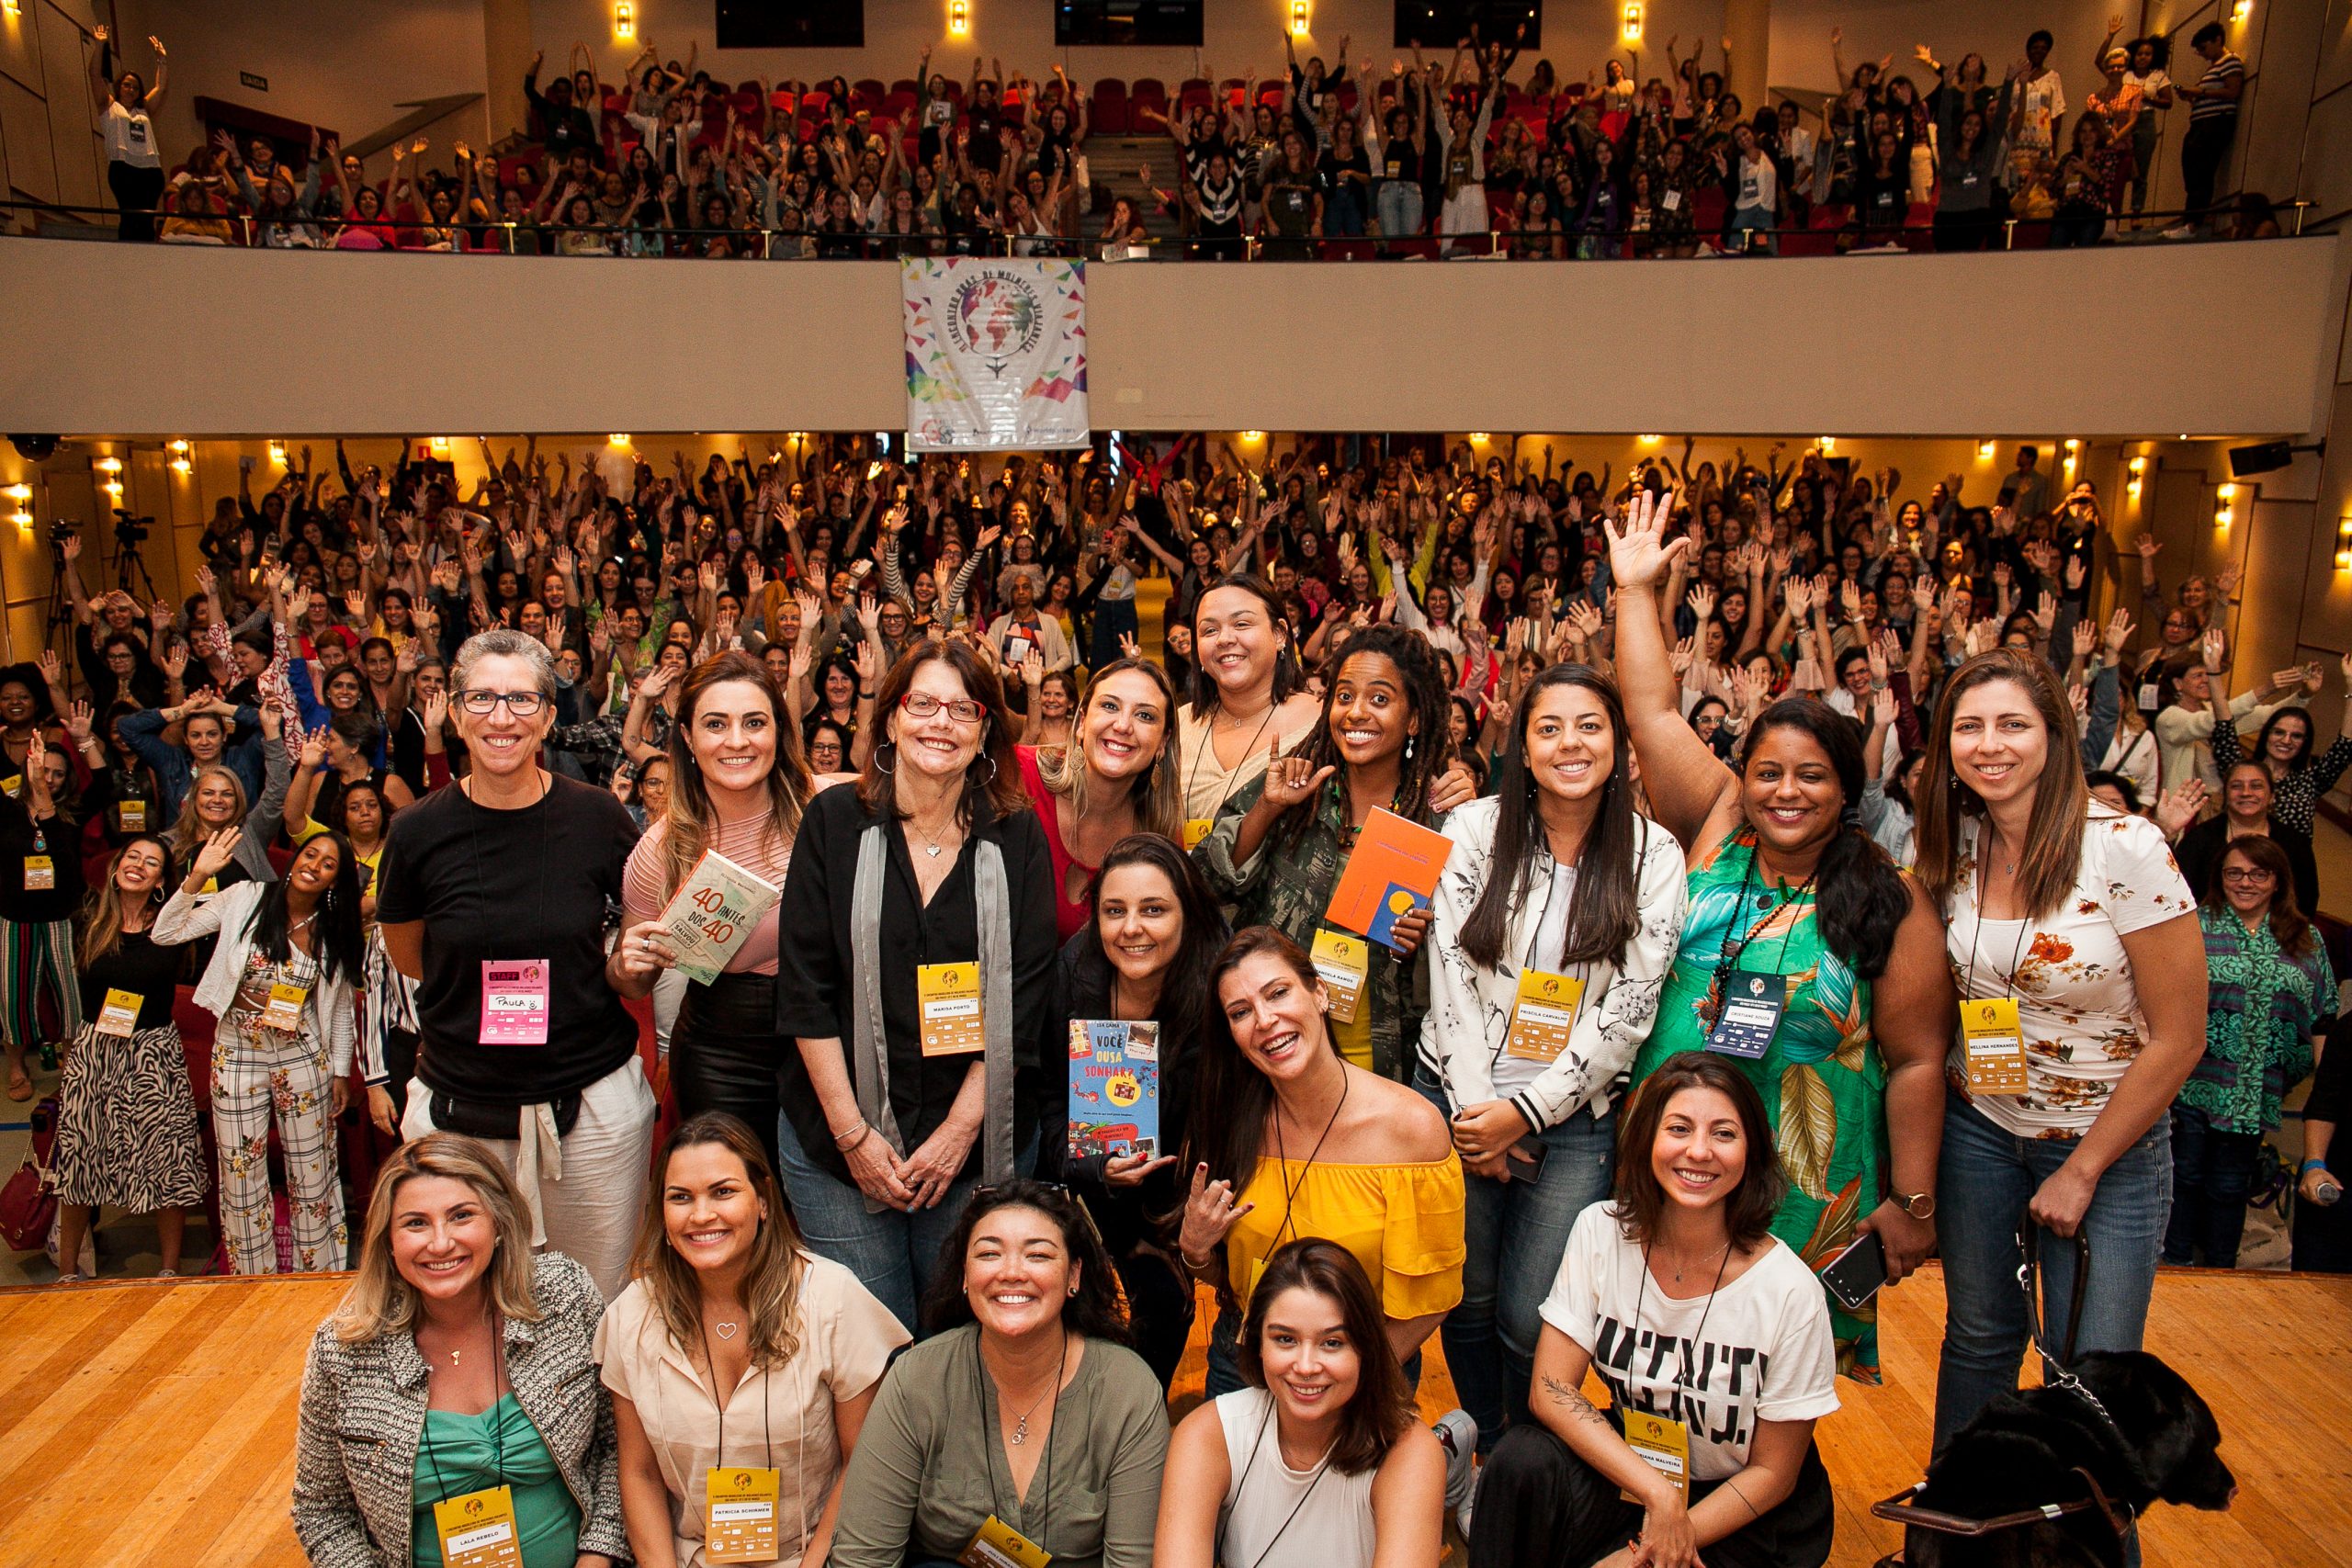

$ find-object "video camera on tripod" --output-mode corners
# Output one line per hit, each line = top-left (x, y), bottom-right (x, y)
(111, 508), (153, 547)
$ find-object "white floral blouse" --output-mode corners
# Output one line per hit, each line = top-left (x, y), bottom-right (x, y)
(1941, 808), (2196, 1137)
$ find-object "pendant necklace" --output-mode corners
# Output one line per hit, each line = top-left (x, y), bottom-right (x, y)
(1667, 1239), (1732, 1285)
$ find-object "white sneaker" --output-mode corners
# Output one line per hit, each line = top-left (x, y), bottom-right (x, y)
(1433, 1408), (1479, 1523)
(1455, 1461), (1485, 1541)
(2160, 223), (2197, 240)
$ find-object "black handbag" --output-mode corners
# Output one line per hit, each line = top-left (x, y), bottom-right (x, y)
(427, 1090), (582, 1142)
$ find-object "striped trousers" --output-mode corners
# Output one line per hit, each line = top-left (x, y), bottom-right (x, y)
(0, 916), (81, 1056)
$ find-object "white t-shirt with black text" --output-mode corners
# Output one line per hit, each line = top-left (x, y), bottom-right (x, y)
(1539, 1202), (1839, 1481)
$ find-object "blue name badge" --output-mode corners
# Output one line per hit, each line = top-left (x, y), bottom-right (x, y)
(1705, 972), (1786, 1060)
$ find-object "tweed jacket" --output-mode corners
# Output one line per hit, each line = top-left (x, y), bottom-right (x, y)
(291, 1252), (628, 1568)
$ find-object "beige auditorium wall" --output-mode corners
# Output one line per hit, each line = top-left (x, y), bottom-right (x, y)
(0, 235), (2341, 439)
(0, 0), (106, 221)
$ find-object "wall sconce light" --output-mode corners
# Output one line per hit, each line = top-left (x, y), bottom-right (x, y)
(1976, 440), (1996, 460)
(2232, 0), (2252, 22)
(608, 434), (632, 446)
(166, 439), (190, 457)
(1638, 434), (1662, 445)
(2127, 454), (2146, 500)
(2339, 517), (2352, 571)
(171, 454), (193, 476)
(94, 456), (123, 475)
(1623, 2), (1644, 41)
(1241, 431), (1265, 443)
(6, 512), (29, 529)
(267, 441), (287, 467)
(948, 0), (969, 35)
(2215, 482), (2236, 528)
(1817, 436), (1836, 453)
(614, 1), (634, 40)
(1289, 1), (1309, 37)
(430, 436), (452, 456)
(1, 2), (19, 20)
(0, 484), (28, 502)
(1469, 433), (1490, 445)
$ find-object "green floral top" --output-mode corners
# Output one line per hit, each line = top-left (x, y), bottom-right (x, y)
(2186, 904), (2331, 1136)
(1195, 772), (1430, 1084)
(1631, 827), (1891, 1383)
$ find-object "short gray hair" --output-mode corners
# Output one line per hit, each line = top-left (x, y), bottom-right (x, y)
(452, 629), (558, 701)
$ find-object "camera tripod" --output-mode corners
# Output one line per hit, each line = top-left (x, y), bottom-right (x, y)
(110, 513), (161, 602)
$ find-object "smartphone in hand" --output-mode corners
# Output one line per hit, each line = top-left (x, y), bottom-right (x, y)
(1816, 1232), (1889, 1311)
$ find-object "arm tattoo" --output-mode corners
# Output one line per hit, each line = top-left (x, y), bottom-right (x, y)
(1539, 1373), (1611, 1428)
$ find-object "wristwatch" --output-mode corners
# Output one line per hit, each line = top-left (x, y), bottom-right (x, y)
(1892, 1190), (1937, 1220)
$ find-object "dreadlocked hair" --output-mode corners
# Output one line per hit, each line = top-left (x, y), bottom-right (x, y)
(1272, 622), (1455, 854)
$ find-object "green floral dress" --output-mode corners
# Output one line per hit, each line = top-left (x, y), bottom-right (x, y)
(1630, 827), (1891, 1382)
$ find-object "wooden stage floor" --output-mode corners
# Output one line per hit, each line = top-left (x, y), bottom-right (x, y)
(1, 1264), (2343, 1568)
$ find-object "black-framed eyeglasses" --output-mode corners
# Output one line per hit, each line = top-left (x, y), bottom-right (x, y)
(455, 688), (548, 717)
(2221, 867), (2277, 886)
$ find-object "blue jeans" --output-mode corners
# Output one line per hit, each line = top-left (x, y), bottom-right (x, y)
(2164, 1103), (2261, 1268)
(773, 1109), (1035, 1334)
(1376, 181), (1424, 242)
(1414, 1066), (1612, 1450)
(1931, 1094), (2170, 1455)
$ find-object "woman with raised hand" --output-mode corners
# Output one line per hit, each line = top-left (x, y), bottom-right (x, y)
(1915, 648), (2208, 1450)
(1177, 577), (1326, 842)
(157, 824), (363, 1274)
(1468, 1054), (1839, 1568)
(1607, 489), (1951, 1386)
(1156, 1239), (1446, 1568)
(1180, 927), (1464, 1405)
(772, 641), (1058, 1331)
(601, 1112), (910, 1568)
(0, 731), (85, 1100)
(1421, 664), (1688, 1454)
(613, 652), (824, 1174)
(1016, 656), (1182, 940)
(1055, 834), (1231, 1386)
(1198, 623), (1455, 1084)
(378, 629), (651, 1300)
(51, 836), (206, 1280)
(829, 1181), (1170, 1568)
(292, 1133), (628, 1568)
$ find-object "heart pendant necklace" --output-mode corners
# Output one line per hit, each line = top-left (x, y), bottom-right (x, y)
(713, 1321), (741, 1340)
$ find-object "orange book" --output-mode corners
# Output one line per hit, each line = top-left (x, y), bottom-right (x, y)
(1325, 807), (1453, 950)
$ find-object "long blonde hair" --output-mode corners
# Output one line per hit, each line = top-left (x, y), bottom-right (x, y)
(630, 1112), (811, 1369)
(332, 1134), (546, 1344)
(167, 764), (249, 862)
(1035, 657), (1183, 841)
(660, 652), (813, 900)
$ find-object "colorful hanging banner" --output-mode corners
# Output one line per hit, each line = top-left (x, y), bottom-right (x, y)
(902, 257), (1089, 451)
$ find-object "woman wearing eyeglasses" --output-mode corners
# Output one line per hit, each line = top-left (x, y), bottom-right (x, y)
(774, 641), (1059, 1332)
(378, 630), (654, 1301)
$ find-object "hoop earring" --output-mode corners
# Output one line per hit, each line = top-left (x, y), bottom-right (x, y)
(976, 753), (999, 785)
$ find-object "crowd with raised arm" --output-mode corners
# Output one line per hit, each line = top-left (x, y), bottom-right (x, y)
(80, 17), (2275, 257)
(9, 417), (2329, 1565)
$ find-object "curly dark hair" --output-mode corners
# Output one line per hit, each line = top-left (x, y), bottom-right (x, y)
(1271, 621), (1454, 853)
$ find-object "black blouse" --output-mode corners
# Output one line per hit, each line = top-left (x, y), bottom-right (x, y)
(774, 781), (1058, 1184)
(79, 928), (183, 1031)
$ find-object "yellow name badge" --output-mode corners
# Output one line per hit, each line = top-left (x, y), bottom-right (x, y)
(1310, 929), (1368, 1024)
(1961, 996), (2028, 1095)
(96, 988), (141, 1038)
(704, 1466), (782, 1564)
(1506, 968), (1587, 1063)
(431, 1483), (522, 1568)
(0, 775), (19, 798)
(119, 798), (147, 832)
(961, 1512), (1053, 1568)
(261, 981), (311, 1034)
(918, 962), (985, 1056)
(1182, 817), (1213, 851)
(21, 854), (52, 891)
(1618, 1408), (1691, 1504)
